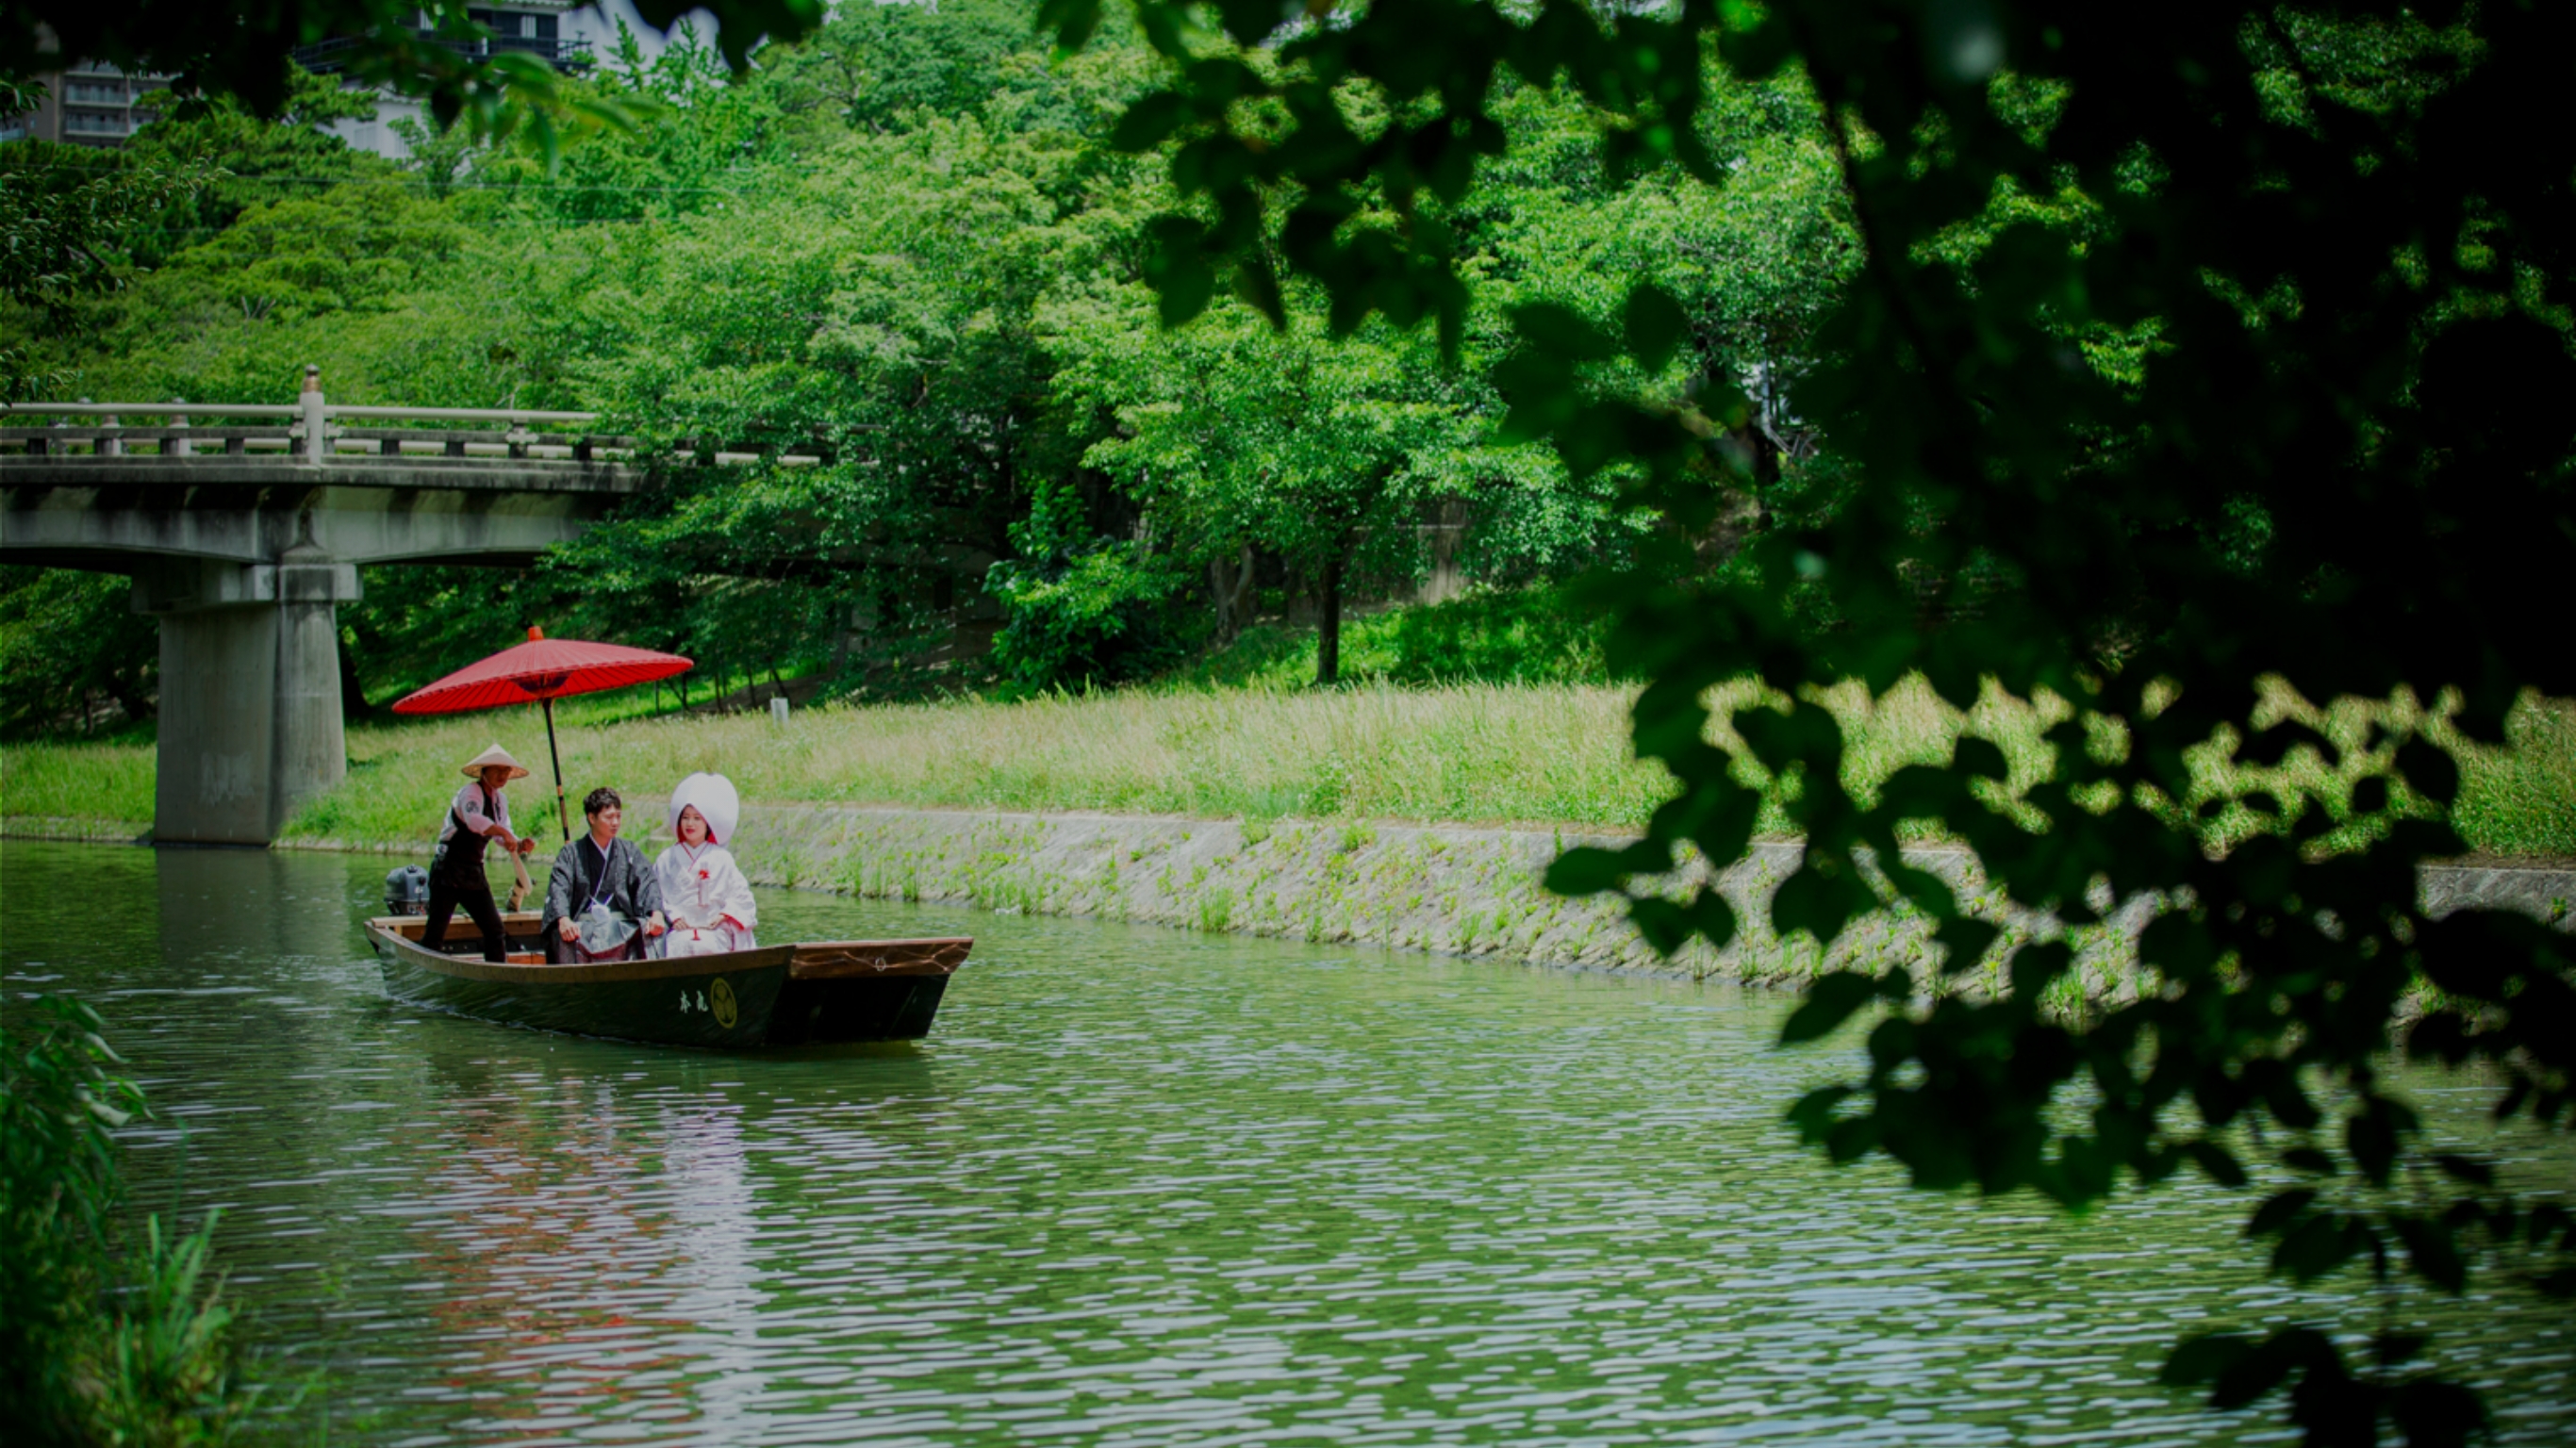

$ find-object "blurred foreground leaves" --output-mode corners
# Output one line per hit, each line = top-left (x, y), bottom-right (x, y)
(1065, 1), (2576, 1441)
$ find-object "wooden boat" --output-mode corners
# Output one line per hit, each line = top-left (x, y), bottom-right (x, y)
(364, 911), (970, 1048)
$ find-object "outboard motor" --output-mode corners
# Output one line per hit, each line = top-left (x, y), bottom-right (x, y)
(385, 864), (431, 916)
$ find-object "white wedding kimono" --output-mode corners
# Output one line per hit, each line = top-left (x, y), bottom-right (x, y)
(656, 841), (758, 957)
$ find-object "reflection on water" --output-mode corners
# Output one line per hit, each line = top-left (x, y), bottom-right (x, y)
(2, 839), (2568, 1445)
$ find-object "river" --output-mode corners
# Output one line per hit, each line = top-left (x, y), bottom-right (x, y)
(3, 839), (2569, 1445)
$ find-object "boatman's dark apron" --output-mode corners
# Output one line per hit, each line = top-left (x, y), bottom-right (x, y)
(422, 786), (508, 963)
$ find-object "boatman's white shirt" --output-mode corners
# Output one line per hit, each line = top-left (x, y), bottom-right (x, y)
(436, 782), (511, 846)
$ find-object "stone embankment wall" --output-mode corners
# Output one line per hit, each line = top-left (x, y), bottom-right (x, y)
(696, 804), (2576, 987)
(3, 815), (157, 844)
(13, 804), (2571, 983)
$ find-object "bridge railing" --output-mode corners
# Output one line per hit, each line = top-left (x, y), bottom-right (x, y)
(1, 376), (830, 469)
(0, 403), (636, 463)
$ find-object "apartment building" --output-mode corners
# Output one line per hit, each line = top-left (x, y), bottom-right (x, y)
(293, 4), (605, 79)
(2, 4), (665, 156)
(2, 59), (173, 147)
(301, 3), (635, 157)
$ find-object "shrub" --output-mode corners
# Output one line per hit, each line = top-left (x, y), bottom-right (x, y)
(986, 543), (1199, 692)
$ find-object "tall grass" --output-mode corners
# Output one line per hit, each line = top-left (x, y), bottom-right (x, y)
(6, 680), (2570, 857)
(0, 741), (156, 831)
(2446, 694), (2576, 858)
(1, 996), (249, 1444)
(288, 683), (1682, 846)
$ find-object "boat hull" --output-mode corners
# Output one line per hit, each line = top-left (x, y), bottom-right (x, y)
(365, 915), (970, 1048)
(768, 973), (950, 1045)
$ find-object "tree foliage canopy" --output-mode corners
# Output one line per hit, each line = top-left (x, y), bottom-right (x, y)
(8, 1), (1852, 709)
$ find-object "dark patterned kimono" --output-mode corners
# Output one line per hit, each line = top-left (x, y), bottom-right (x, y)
(541, 833), (664, 962)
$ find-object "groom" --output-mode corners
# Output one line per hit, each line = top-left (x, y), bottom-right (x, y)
(541, 787), (669, 963)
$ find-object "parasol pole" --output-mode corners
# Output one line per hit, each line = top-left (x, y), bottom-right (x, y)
(542, 695), (571, 843)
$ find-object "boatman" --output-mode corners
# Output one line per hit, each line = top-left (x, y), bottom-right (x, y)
(542, 786), (668, 963)
(423, 744), (538, 963)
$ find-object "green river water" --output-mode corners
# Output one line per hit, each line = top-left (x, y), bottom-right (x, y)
(3, 839), (2569, 1445)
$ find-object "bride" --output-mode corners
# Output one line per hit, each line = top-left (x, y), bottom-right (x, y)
(656, 772), (758, 957)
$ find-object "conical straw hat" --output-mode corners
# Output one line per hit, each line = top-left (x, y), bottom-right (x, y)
(460, 743), (531, 781)
(668, 771), (741, 846)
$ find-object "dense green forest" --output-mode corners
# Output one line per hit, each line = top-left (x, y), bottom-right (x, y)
(0, 0), (1852, 734)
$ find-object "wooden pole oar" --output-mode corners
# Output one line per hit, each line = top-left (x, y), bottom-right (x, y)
(506, 841), (534, 913)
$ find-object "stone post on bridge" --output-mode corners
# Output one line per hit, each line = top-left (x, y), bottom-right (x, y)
(299, 363), (327, 466)
(134, 540), (362, 845)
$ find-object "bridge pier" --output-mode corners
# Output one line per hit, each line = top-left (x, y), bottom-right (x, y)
(136, 550), (362, 845)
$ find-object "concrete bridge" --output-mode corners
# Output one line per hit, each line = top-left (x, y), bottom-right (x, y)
(0, 370), (795, 845)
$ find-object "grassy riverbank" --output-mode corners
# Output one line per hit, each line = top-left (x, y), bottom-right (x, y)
(6, 679), (2571, 858)
(1, 739), (157, 839)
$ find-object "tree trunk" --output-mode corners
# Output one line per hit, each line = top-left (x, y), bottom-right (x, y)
(1702, 370), (1782, 566)
(1209, 544), (1257, 640)
(1316, 553), (1345, 686)
(102, 673), (154, 725)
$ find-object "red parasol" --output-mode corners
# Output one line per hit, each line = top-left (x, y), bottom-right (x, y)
(394, 627), (693, 842)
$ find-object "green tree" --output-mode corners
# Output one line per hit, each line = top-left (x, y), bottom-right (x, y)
(1057, 291), (1501, 683)
(117, 62), (395, 267)
(7, 54), (587, 411)
(1061, 0), (2576, 1441)
(0, 567), (158, 735)
(1467, 66), (1857, 488)
(1019, 60), (1847, 688)
(539, 34), (1169, 689)
(0, 120), (200, 398)
(464, 24), (785, 224)
(761, 0), (1121, 140)
(29, 173), (492, 408)
(0, 107), (197, 727)
(340, 564), (558, 708)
